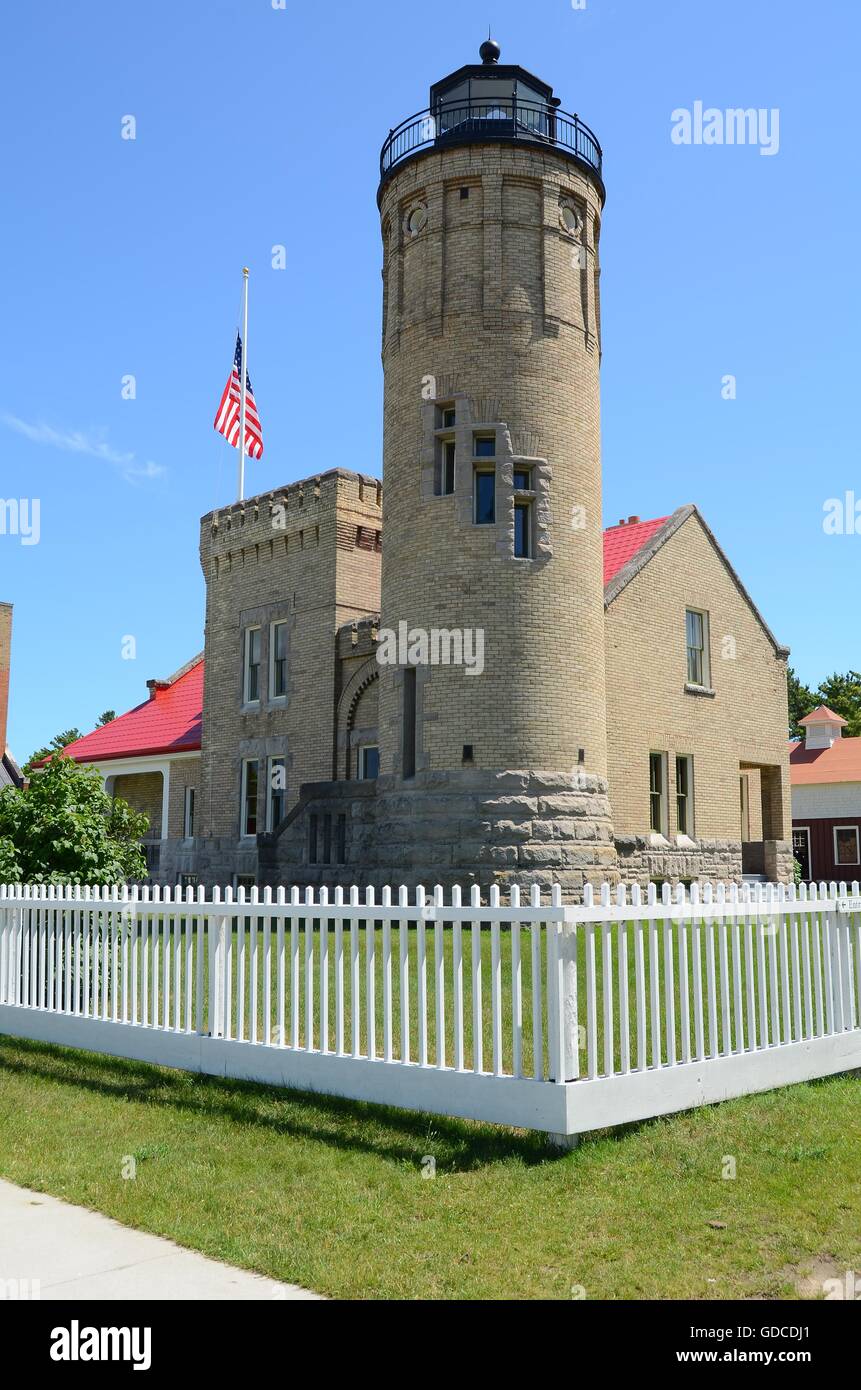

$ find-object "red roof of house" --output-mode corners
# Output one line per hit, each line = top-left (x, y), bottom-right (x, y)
(790, 737), (861, 785)
(48, 519), (673, 769)
(798, 705), (847, 727)
(55, 658), (203, 766)
(603, 516), (670, 586)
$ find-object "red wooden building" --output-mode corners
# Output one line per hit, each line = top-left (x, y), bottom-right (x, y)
(790, 706), (861, 882)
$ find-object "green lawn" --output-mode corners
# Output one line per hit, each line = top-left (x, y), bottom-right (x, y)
(0, 1034), (858, 1299)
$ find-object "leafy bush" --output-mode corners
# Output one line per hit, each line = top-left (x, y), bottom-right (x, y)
(0, 755), (149, 885)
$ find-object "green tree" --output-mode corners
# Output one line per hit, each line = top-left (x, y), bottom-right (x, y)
(0, 755), (148, 885)
(787, 668), (817, 739)
(97, 710), (117, 726)
(23, 728), (83, 776)
(815, 670), (861, 738)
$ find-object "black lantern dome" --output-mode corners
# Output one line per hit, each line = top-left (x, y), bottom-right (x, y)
(379, 39), (602, 198)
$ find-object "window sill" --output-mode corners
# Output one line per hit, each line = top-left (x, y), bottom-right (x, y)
(675, 833), (697, 848)
(648, 832), (671, 847)
(240, 702), (262, 714)
(684, 683), (715, 698)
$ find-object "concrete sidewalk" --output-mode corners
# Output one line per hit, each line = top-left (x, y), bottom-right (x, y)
(0, 1179), (320, 1300)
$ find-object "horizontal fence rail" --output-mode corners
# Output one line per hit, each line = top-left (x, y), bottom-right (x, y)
(1, 881), (859, 1138)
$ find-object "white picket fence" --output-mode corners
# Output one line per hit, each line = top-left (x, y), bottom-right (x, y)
(1, 880), (860, 1141)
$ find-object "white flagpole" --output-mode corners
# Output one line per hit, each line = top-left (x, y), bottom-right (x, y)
(237, 266), (249, 502)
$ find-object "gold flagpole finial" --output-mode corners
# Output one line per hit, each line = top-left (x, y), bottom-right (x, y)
(242, 266), (249, 276)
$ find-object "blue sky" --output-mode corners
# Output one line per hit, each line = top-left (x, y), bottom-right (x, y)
(2, 0), (858, 762)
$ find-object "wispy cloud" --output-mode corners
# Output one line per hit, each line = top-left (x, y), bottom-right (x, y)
(2, 413), (166, 483)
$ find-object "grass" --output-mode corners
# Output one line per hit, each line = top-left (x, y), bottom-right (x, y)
(0, 1034), (859, 1299)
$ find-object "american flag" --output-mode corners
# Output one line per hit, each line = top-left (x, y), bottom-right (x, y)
(213, 333), (264, 459)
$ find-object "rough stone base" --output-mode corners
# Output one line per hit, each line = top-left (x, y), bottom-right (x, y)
(261, 768), (619, 902)
(614, 834), (794, 887)
(157, 836), (259, 890)
(763, 840), (795, 884)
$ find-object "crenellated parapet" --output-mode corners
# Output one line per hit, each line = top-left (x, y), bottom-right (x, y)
(200, 469), (382, 578)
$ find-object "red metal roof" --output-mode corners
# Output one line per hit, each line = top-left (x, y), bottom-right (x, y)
(790, 737), (861, 785)
(48, 519), (673, 769)
(56, 658), (203, 765)
(603, 516), (670, 586)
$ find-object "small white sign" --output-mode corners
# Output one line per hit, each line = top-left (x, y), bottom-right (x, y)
(837, 897), (861, 914)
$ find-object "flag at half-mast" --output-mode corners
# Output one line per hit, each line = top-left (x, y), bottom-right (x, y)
(213, 333), (264, 459)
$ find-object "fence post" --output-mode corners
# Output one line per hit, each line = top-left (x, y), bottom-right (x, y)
(561, 895), (579, 1084)
(209, 888), (225, 1038)
(547, 885), (580, 1151)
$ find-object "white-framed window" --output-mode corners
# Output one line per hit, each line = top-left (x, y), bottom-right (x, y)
(182, 786), (195, 839)
(358, 745), (380, 780)
(833, 825), (860, 866)
(685, 608), (710, 687)
(240, 758), (260, 837)
(244, 627), (262, 704)
(675, 755), (694, 836)
(649, 751), (668, 836)
(267, 756), (287, 831)
(269, 620), (288, 700)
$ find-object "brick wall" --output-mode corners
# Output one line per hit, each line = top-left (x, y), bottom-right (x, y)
(198, 471), (381, 860)
(377, 145), (609, 782)
(605, 511), (791, 864)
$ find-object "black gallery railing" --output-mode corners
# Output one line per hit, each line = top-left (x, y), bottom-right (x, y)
(380, 100), (603, 181)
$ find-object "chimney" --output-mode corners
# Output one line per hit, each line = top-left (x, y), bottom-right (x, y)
(0, 602), (12, 759)
(628, 515), (641, 525)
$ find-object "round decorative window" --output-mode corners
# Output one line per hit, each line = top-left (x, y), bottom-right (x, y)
(406, 204), (428, 237)
(559, 203), (581, 237)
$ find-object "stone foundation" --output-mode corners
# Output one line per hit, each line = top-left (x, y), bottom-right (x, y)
(260, 769), (618, 901)
(614, 834), (793, 887)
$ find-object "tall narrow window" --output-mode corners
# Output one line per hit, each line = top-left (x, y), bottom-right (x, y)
(270, 621), (288, 699)
(402, 667), (417, 779)
(267, 756), (287, 830)
(676, 755), (694, 836)
(649, 752), (667, 835)
(474, 470), (495, 524)
(685, 609), (709, 687)
(358, 745), (380, 780)
(241, 759), (259, 836)
(244, 627), (261, 704)
(442, 439), (456, 495)
(182, 786), (195, 839)
(514, 501), (531, 558)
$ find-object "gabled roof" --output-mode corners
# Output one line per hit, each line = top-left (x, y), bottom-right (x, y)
(798, 705), (847, 727)
(48, 656), (203, 766)
(603, 517), (670, 586)
(602, 504), (789, 659)
(790, 737), (861, 785)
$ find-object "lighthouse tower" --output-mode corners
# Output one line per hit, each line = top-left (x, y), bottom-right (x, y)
(372, 40), (618, 894)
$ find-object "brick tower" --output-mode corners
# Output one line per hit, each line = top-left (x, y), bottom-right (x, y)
(372, 39), (618, 894)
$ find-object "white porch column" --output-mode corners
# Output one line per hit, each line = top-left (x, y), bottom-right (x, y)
(160, 763), (171, 841)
